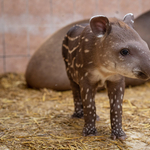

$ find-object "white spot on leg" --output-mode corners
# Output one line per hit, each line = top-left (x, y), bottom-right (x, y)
(87, 104), (91, 108)
(87, 88), (89, 93)
(118, 105), (120, 108)
(120, 87), (122, 91)
(111, 99), (113, 104)
(88, 61), (93, 64)
(85, 38), (89, 42)
(77, 102), (80, 105)
(85, 72), (88, 76)
(121, 94), (123, 99)
(84, 49), (90, 53)
(85, 94), (88, 100)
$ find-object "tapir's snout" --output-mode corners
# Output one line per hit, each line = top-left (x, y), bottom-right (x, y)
(131, 39), (150, 80)
(133, 68), (150, 80)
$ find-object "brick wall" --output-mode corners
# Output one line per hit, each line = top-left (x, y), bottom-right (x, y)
(0, 0), (150, 73)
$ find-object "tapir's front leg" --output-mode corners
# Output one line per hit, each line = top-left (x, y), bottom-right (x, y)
(80, 82), (97, 136)
(107, 78), (127, 141)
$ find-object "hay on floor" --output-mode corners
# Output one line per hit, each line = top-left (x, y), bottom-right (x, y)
(0, 73), (150, 149)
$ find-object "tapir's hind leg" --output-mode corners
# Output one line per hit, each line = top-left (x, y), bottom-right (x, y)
(70, 80), (84, 118)
(70, 80), (100, 121)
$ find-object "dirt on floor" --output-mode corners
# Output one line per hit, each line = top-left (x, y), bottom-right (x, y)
(0, 73), (150, 150)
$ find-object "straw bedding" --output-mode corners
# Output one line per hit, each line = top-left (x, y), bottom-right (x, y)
(0, 73), (150, 150)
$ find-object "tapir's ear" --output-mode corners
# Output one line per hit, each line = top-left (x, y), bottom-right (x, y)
(90, 15), (110, 38)
(123, 13), (134, 28)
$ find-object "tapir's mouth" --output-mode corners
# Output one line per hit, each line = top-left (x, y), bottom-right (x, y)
(133, 71), (149, 80)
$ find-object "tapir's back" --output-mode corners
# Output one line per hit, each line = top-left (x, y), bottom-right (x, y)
(67, 23), (88, 38)
(62, 23), (88, 62)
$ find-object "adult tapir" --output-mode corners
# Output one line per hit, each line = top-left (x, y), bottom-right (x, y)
(25, 11), (150, 91)
(26, 20), (88, 90)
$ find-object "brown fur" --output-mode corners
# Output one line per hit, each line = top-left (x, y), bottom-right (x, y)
(62, 14), (150, 139)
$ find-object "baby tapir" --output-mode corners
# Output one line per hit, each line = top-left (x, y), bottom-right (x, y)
(62, 13), (150, 141)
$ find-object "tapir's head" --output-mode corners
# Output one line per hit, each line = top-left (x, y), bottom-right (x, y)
(90, 13), (150, 80)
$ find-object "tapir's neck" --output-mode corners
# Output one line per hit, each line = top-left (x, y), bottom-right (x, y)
(89, 66), (123, 87)
(76, 26), (119, 86)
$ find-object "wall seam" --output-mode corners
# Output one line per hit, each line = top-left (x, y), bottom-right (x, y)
(139, 0), (142, 16)
(50, 0), (54, 34)
(1, 0), (6, 73)
(26, 0), (30, 59)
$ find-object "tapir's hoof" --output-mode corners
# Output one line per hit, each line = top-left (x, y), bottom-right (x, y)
(71, 111), (84, 118)
(111, 134), (127, 141)
(96, 115), (100, 121)
(82, 126), (97, 136)
(83, 132), (97, 137)
(118, 135), (127, 141)
(86, 133), (96, 136)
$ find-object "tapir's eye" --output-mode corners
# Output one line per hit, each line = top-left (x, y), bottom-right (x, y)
(120, 49), (129, 56)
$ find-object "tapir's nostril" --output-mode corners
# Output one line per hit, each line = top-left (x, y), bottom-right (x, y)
(138, 72), (148, 79)
(133, 71), (149, 80)
(132, 67), (150, 80)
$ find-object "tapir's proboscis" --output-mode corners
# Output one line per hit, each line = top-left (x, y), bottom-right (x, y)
(62, 13), (150, 141)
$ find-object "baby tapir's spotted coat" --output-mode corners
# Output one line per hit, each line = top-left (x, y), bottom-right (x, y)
(62, 13), (150, 141)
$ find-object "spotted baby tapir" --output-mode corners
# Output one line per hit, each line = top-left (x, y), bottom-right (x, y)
(62, 13), (150, 141)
